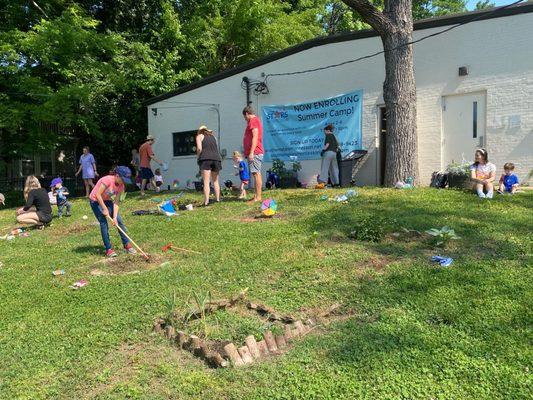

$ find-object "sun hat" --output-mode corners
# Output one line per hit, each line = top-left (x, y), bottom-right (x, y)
(146, 135), (155, 141)
(115, 166), (132, 184)
(50, 177), (63, 187)
(198, 125), (213, 133)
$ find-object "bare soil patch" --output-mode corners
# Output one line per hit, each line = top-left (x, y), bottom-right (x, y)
(90, 253), (169, 276)
(236, 212), (286, 223)
(61, 222), (95, 235)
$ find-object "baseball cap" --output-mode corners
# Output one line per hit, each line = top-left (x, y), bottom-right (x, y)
(0, 193), (5, 205)
(50, 177), (63, 187)
(115, 166), (132, 184)
(146, 135), (155, 141)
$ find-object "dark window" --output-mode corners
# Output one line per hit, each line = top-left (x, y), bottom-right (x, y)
(173, 130), (197, 157)
(40, 152), (53, 177)
(22, 155), (35, 176)
(473, 101), (478, 139)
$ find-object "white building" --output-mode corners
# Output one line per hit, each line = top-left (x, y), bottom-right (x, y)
(146, 3), (533, 187)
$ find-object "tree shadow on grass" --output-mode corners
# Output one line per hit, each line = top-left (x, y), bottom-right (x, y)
(298, 189), (532, 263)
(319, 264), (531, 398)
(73, 245), (103, 255)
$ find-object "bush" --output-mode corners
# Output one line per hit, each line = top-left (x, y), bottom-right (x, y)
(348, 215), (395, 242)
(0, 190), (24, 207)
(426, 226), (460, 247)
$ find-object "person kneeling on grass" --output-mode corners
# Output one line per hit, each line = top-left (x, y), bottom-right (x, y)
(89, 166), (136, 258)
(16, 175), (53, 227)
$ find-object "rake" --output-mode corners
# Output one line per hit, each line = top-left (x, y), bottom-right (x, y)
(106, 216), (150, 261)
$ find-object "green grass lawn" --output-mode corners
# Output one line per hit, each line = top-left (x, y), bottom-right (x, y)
(0, 188), (531, 399)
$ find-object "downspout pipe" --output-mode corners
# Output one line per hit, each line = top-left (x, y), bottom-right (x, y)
(242, 76), (251, 106)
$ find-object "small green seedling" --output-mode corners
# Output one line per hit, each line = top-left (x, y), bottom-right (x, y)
(184, 290), (215, 339)
(164, 290), (178, 326)
(426, 226), (460, 247)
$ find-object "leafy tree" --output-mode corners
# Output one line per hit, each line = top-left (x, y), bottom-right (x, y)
(0, 0), (474, 178)
(323, 0), (467, 34)
(475, 0), (495, 10)
(0, 4), (189, 166)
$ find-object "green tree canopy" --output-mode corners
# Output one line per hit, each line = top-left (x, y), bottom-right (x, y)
(0, 0), (469, 171)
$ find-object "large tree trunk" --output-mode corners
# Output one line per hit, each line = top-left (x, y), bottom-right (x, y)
(381, 29), (418, 185)
(342, 0), (419, 185)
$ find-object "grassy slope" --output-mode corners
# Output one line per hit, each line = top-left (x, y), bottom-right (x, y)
(0, 188), (531, 399)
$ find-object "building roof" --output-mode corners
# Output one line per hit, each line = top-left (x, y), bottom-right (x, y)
(145, 2), (533, 106)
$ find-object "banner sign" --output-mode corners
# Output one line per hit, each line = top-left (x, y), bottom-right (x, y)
(261, 90), (363, 161)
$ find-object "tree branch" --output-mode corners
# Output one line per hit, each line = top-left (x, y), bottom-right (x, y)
(341, 0), (391, 34)
(31, 0), (49, 18)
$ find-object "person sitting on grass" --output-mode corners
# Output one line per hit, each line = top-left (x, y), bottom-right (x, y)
(232, 151), (250, 199)
(89, 166), (136, 258)
(51, 178), (72, 218)
(470, 148), (496, 199)
(16, 175), (53, 227)
(497, 162), (520, 194)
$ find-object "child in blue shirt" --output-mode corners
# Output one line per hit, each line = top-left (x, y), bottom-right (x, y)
(233, 151), (250, 199)
(498, 162), (519, 194)
(51, 177), (72, 217)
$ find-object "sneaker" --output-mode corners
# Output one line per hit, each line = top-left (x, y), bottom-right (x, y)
(124, 243), (137, 254)
(106, 249), (118, 258)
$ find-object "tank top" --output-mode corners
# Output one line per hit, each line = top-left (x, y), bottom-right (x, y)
(198, 134), (221, 162)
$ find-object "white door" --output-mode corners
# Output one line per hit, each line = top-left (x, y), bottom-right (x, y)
(442, 92), (486, 166)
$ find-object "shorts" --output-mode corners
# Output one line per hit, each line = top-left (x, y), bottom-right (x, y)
(140, 167), (154, 180)
(199, 160), (222, 172)
(248, 153), (264, 174)
(241, 180), (249, 185)
(503, 185), (514, 193)
(37, 211), (53, 224)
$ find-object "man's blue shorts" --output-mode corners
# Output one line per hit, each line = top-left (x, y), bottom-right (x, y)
(140, 167), (154, 180)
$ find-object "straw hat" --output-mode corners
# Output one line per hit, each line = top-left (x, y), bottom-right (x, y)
(198, 125), (213, 133)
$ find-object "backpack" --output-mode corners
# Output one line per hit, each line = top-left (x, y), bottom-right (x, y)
(430, 172), (448, 188)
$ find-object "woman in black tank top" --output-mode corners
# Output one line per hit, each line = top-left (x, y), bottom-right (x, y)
(196, 126), (222, 206)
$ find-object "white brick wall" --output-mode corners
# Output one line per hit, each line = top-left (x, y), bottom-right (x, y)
(149, 10), (533, 186)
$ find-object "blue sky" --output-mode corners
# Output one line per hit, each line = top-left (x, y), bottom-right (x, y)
(466, 0), (520, 10)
